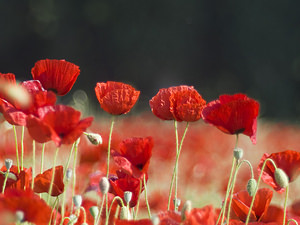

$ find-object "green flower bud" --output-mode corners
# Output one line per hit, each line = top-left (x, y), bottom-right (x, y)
(246, 178), (257, 196)
(274, 168), (289, 189)
(233, 147), (244, 161)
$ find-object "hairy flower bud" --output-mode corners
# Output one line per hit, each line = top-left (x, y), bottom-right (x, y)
(89, 206), (99, 219)
(181, 200), (192, 221)
(119, 206), (131, 220)
(151, 215), (160, 225)
(66, 168), (72, 181)
(73, 195), (83, 208)
(124, 191), (132, 205)
(5, 159), (13, 170)
(99, 177), (109, 194)
(247, 178), (257, 196)
(274, 168), (289, 189)
(233, 147), (244, 161)
(86, 133), (103, 145)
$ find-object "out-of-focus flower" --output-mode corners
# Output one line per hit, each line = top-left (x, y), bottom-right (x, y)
(258, 150), (300, 193)
(26, 105), (93, 146)
(114, 219), (152, 225)
(112, 137), (153, 178)
(182, 205), (216, 225)
(95, 81), (140, 115)
(149, 85), (206, 122)
(31, 59), (80, 95)
(34, 165), (64, 196)
(201, 93), (259, 144)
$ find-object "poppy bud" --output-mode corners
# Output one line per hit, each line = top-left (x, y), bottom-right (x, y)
(99, 177), (109, 194)
(181, 200), (192, 221)
(68, 214), (78, 225)
(4, 159), (13, 170)
(151, 215), (160, 225)
(124, 191), (132, 205)
(85, 132), (103, 145)
(81, 223), (88, 225)
(173, 198), (181, 209)
(66, 168), (72, 181)
(119, 206), (131, 220)
(73, 195), (83, 208)
(15, 210), (24, 223)
(233, 147), (244, 161)
(247, 178), (257, 196)
(89, 206), (99, 219)
(274, 168), (289, 189)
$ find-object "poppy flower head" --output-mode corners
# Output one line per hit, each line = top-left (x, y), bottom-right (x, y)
(31, 59), (80, 95)
(149, 85), (194, 120)
(258, 150), (300, 193)
(201, 93), (259, 144)
(0, 73), (16, 84)
(26, 105), (93, 146)
(95, 81), (140, 115)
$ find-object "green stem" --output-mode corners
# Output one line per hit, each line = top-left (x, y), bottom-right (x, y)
(106, 116), (115, 178)
(2, 169), (10, 194)
(60, 179), (70, 223)
(134, 179), (143, 219)
(21, 126), (25, 170)
(31, 140), (36, 190)
(63, 143), (75, 178)
(245, 158), (278, 225)
(283, 185), (289, 225)
(47, 147), (60, 205)
(13, 125), (20, 173)
(105, 196), (124, 225)
(287, 219), (298, 225)
(71, 139), (79, 211)
(40, 143), (46, 173)
(95, 196), (105, 225)
(143, 174), (151, 218)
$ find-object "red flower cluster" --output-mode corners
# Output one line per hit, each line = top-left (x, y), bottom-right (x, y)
(149, 85), (206, 122)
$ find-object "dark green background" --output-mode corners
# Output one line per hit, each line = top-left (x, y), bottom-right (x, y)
(1, 0), (300, 121)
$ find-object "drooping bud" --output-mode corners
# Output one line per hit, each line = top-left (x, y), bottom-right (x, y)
(15, 210), (24, 223)
(73, 195), (83, 208)
(119, 206), (131, 220)
(173, 198), (181, 209)
(233, 147), (244, 161)
(246, 178), (257, 196)
(99, 177), (109, 194)
(274, 168), (289, 189)
(67, 214), (78, 225)
(89, 206), (99, 219)
(181, 200), (192, 221)
(151, 215), (160, 225)
(85, 133), (103, 145)
(124, 191), (132, 205)
(66, 168), (73, 181)
(5, 159), (13, 170)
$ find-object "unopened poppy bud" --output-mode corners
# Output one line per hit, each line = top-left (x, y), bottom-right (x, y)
(5, 159), (13, 170)
(247, 178), (257, 196)
(151, 215), (160, 225)
(89, 206), (99, 219)
(275, 168), (289, 189)
(81, 223), (88, 225)
(124, 191), (132, 204)
(73, 195), (83, 208)
(99, 177), (110, 194)
(85, 133), (103, 145)
(233, 147), (244, 160)
(173, 198), (181, 209)
(119, 206), (131, 220)
(15, 210), (24, 222)
(66, 168), (72, 181)
(68, 214), (78, 225)
(181, 200), (192, 221)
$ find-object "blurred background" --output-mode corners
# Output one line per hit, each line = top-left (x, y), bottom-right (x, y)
(1, 0), (300, 121)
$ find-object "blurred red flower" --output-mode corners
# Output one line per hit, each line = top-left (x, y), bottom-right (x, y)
(258, 150), (300, 193)
(230, 188), (284, 224)
(95, 81), (140, 115)
(183, 205), (216, 225)
(26, 105), (93, 146)
(0, 188), (54, 225)
(201, 93), (259, 144)
(34, 165), (64, 196)
(112, 136), (153, 178)
(149, 85), (206, 122)
(0, 73), (16, 100)
(0, 165), (32, 191)
(31, 59), (80, 95)
(157, 210), (181, 225)
(114, 219), (152, 225)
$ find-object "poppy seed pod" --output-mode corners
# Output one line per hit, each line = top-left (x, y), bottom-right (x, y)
(73, 195), (83, 208)
(66, 168), (72, 181)
(247, 178), (257, 196)
(233, 147), (244, 161)
(4, 159), (13, 170)
(89, 206), (99, 219)
(274, 168), (289, 189)
(124, 191), (133, 204)
(119, 206), (131, 220)
(99, 177), (110, 194)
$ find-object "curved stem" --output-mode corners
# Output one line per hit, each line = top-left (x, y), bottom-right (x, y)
(144, 174), (151, 218)
(13, 125), (20, 173)
(2, 169), (10, 194)
(283, 185), (289, 225)
(287, 219), (298, 225)
(106, 116), (115, 178)
(105, 196), (124, 225)
(47, 147), (60, 205)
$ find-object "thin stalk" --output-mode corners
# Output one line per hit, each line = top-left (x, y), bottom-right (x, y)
(13, 125), (20, 173)
(106, 116), (115, 178)
(60, 179), (70, 223)
(287, 219), (298, 225)
(144, 174), (151, 218)
(2, 169), (10, 194)
(105, 196), (125, 225)
(134, 179), (143, 219)
(71, 140), (79, 212)
(63, 142), (75, 178)
(40, 143), (46, 173)
(283, 185), (289, 225)
(31, 140), (36, 190)
(95, 196), (105, 225)
(245, 158), (278, 225)
(20, 126), (25, 170)
(47, 147), (60, 205)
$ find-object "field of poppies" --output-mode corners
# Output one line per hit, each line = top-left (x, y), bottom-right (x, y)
(1, 59), (300, 225)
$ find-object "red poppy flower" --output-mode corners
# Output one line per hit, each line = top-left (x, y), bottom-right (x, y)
(183, 205), (216, 225)
(0, 165), (32, 191)
(112, 137), (153, 178)
(0, 73), (16, 100)
(26, 105), (93, 146)
(115, 219), (153, 225)
(201, 93), (259, 144)
(109, 171), (145, 208)
(34, 165), (64, 196)
(157, 210), (181, 225)
(0, 188), (54, 225)
(230, 188), (284, 224)
(31, 59), (80, 95)
(95, 81), (140, 115)
(258, 150), (300, 193)
(150, 85), (206, 122)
